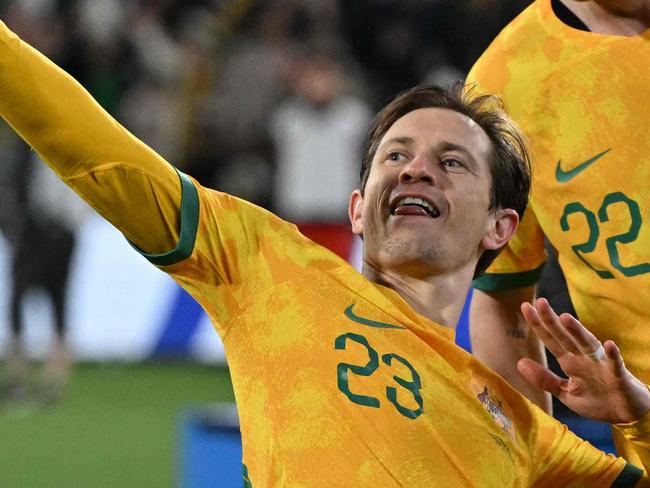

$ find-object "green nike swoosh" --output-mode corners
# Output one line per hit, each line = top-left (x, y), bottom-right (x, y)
(344, 304), (406, 329)
(555, 148), (612, 183)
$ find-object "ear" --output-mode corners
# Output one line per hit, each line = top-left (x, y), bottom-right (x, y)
(481, 208), (519, 251)
(348, 189), (364, 236)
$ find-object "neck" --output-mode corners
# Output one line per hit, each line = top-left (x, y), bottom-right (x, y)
(362, 261), (473, 329)
(559, 0), (650, 35)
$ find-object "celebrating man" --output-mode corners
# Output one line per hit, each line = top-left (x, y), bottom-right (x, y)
(1, 19), (649, 486)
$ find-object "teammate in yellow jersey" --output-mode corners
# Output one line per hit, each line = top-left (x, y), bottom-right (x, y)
(1, 19), (650, 487)
(467, 0), (650, 462)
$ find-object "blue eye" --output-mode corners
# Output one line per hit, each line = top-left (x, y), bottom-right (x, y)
(386, 152), (407, 165)
(442, 159), (463, 169)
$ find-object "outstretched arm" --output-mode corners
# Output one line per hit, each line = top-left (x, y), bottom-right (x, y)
(470, 287), (552, 412)
(0, 20), (182, 255)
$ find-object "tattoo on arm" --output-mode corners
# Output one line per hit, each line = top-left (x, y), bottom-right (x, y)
(506, 329), (526, 339)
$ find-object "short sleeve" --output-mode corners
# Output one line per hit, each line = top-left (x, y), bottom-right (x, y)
(473, 205), (547, 291)
(526, 406), (636, 487)
(137, 176), (344, 335)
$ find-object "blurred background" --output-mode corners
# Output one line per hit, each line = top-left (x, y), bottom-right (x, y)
(0, 0), (588, 487)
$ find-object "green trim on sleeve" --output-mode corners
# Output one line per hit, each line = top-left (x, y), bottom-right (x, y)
(128, 169), (199, 266)
(472, 263), (545, 291)
(611, 462), (643, 487)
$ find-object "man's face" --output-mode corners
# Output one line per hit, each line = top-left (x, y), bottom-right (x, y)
(349, 107), (513, 278)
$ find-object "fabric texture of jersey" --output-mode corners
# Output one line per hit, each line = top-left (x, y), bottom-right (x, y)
(162, 179), (635, 487)
(468, 0), (650, 385)
(0, 20), (646, 487)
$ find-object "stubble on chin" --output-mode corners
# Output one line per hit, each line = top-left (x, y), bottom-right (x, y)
(377, 236), (442, 275)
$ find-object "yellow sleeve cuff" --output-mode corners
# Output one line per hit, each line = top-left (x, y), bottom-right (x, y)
(614, 404), (650, 441)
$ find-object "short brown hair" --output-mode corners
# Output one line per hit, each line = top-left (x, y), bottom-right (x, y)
(359, 82), (531, 278)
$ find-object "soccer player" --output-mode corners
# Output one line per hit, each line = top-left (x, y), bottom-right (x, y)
(1, 19), (650, 486)
(467, 0), (650, 461)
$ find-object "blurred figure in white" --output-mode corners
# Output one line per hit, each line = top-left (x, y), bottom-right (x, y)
(270, 50), (372, 222)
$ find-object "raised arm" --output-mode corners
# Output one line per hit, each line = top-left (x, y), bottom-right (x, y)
(470, 286), (552, 412)
(0, 20), (182, 255)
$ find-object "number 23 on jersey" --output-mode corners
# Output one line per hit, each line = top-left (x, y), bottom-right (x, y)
(334, 332), (424, 420)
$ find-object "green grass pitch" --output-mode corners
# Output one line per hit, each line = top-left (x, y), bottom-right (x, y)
(0, 362), (235, 487)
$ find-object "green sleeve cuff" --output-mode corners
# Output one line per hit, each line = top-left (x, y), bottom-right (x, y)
(472, 263), (545, 291)
(128, 169), (199, 266)
(611, 462), (643, 487)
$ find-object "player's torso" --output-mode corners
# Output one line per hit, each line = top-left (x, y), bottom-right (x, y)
(222, 267), (532, 487)
(520, 33), (650, 379)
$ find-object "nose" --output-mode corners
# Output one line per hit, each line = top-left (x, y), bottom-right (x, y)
(399, 154), (436, 185)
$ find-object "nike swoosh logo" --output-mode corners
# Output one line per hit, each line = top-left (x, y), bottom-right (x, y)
(555, 148), (612, 183)
(344, 304), (406, 329)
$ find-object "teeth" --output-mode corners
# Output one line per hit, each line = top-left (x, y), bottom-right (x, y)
(396, 197), (438, 216)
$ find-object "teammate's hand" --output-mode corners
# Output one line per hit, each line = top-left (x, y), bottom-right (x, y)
(517, 298), (650, 424)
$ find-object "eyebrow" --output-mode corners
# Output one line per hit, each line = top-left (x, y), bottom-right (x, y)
(377, 136), (414, 152)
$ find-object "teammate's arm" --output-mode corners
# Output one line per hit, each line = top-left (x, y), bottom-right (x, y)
(615, 417), (650, 486)
(0, 20), (181, 255)
(470, 286), (552, 412)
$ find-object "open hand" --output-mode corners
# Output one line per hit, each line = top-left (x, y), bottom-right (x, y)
(517, 298), (650, 424)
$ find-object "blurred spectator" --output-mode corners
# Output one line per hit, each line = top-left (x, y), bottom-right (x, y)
(0, 137), (87, 405)
(269, 50), (372, 222)
(118, 1), (188, 163)
(183, 0), (301, 204)
(0, 0), (541, 379)
(0, 0), (91, 405)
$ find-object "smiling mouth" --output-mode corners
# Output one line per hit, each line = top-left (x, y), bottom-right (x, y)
(391, 197), (440, 218)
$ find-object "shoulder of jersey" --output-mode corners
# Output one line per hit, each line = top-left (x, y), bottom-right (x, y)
(486, 2), (547, 58)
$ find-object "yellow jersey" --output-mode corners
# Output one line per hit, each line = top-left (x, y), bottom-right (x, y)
(0, 20), (646, 487)
(468, 0), (650, 381)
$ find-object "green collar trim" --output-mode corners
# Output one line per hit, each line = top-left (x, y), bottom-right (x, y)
(128, 169), (199, 266)
(472, 263), (545, 291)
(243, 463), (253, 487)
(611, 462), (643, 487)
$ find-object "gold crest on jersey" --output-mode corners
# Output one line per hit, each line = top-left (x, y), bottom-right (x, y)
(477, 387), (513, 435)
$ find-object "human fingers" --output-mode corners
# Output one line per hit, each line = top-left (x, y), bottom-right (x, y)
(520, 302), (564, 356)
(603, 340), (626, 376)
(517, 357), (565, 397)
(521, 301), (565, 357)
(533, 298), (583, 355)
(521, 300), (568, 358)
(604, 340), (650, 422)
(559, 313), (603, 360)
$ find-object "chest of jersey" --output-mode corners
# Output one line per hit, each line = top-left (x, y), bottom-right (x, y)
(530, 46), (649, 253)
(223, 271), (529, 486)
(518, 39), (650, 364)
